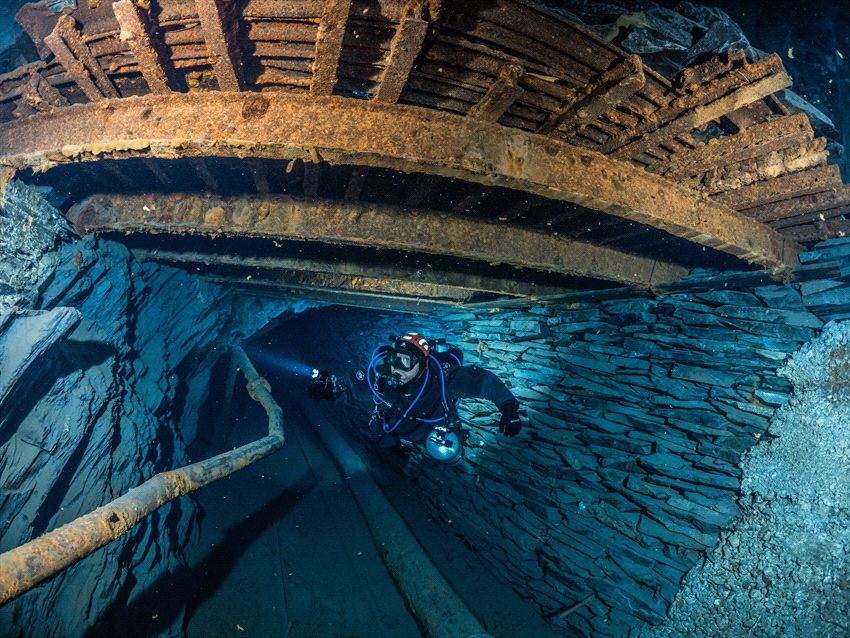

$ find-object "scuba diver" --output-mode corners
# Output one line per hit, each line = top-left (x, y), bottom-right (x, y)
(365, 333), (522, 464)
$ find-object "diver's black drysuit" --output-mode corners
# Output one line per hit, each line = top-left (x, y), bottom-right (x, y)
(373, 357), (518, 448)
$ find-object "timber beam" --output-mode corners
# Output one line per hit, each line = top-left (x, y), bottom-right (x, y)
(69, 193), (689, 287)
(0, 92), (801, 270)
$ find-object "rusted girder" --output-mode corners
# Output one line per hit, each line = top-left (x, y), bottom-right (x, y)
(711, 164), (843, 211)
(374, 0), (430, 104)
(467, 63), (525, 122)
(310, 0), (352, 96)
(0, 92), (801, 269)
(196, 0), (245, 92)
(43, 15), (119, 101)
(68, 193), (689, 286)
(647, 114), (815, 179)
(112, 0), (175, 94)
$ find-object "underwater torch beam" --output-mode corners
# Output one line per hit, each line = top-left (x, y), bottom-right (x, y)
(0, 346), (283, 607)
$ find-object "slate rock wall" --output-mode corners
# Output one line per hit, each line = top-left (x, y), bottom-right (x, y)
(299, 238), (850, 638)
(0, 183), (290, 636)
(633, 319), (850, 637)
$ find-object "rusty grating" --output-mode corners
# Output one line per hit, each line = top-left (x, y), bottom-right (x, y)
(1, 0), (848, 304)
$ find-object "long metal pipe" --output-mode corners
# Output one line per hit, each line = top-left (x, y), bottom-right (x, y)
(0, 346), (283, 607)
(311, 419), (494, 638)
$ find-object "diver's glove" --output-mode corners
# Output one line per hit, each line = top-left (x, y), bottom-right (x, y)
(498, 401), (522, 436)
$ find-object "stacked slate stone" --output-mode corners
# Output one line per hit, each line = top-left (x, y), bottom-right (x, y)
(799, 237), (850, 323)
(320, 247), (848, 637)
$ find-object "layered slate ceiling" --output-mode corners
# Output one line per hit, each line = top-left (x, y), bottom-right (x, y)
(2, 0), (849, 312)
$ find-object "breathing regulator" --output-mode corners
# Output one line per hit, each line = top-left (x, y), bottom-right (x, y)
(367, 333), (467, 464)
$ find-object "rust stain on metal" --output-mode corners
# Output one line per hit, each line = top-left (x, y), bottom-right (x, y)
(112, 0), (174, 94)
(374, 0), (430, 104)
(310, 0), (352, 96)
(196, 0), (245, 91)
(67, 192), (690, 285)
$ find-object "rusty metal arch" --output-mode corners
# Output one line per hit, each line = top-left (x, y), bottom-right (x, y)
(0, 92), (800, 271)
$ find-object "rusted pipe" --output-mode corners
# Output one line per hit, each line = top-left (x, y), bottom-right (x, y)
(0, 346), (283, 607)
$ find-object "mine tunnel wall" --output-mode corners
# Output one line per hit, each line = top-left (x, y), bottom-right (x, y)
(0, 182), (301, 636)
(1, 178), (850, 637)
(299, 245), (850, 638)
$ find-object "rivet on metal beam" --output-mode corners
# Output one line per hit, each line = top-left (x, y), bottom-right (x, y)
(44, 15), (119, 101)
(112, 0), (175, 94)
(310, 0), (352, 96)
(374, 0), (430, 104)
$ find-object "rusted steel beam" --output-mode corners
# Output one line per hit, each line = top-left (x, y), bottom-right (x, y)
(44, 15), (119, 101)
(112, 0), (174, 94)
(22, 72), (69, 112)
(647, 114), (814, 178)
(0, 347), (282, 607)
(711, 164), (843, 211)
(740, 184), (850, 224)
(451, 185), (492, 214)
(0, 93), (801, 269)
(130, 247), (577, 298)
(141, 157), (173, 186)
(212, 277), (450, 314)
(247, 157), (270, 194)
(310, 0), (352, 96)
(190, 157), (220, 192)
(67, 193), (689, 286)
(537, 55), (644, 139)
(195, 0), (245, 91)
(374, 0), (430, 104)
(405, 173), (438, 207)
(467, 63), (525, 122)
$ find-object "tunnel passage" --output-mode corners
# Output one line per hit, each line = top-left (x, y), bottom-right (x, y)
(228, 283), (837, 637)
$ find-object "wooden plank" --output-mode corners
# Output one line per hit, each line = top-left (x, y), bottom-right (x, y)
(740, 184), (850, 223)
(467, 63), (524, 121)
(646, 114), (814, 178)
(779, 219), (850, 243)
(44, 15), (118, 101)
(538, 54), (644, 139)
(601, 54), (789, 156)
(711, 164), (842, 211)
(611, 69), (793, 162)
(22, 72), (68, 111)
(130, 248), (577, 298)
(112, 0), (174, 94)
(195, 0), (244, 91)
(310, 0), (352, 96)
(374, 0), (430, 104)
